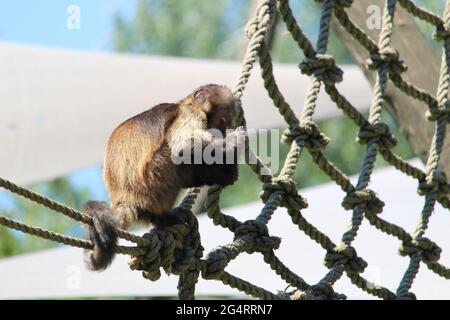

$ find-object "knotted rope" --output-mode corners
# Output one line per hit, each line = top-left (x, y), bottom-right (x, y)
(0, 0), (449, 300)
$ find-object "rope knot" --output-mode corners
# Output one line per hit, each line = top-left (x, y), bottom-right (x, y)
(291, 283), (346, 300)
(235, 220), (268, 238)
(399, 237), (442, 262)
(202, 250), (229, 280)
(282, 122), (330, 151)
(324, 244), (367, 273)
(261, 177), (308, 211)
(129, 229), (177, 281)
(129, 208), (199, 281)
(342, 189), (384, 214)
(433, 24), (450, 41)
(418, 170), (449, 197)
(367, 48), (407, 74)
(235, 220), (281, 252)
(299, 54), (344, 85)
(357, 122), (397, 149)
(245, 0), (274, 39)
(426, 101), (450, 122)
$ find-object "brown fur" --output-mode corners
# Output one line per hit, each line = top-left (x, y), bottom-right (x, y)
(83, 84), (244, 271)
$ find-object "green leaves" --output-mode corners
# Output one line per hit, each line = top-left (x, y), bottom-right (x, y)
(112, 0), (250, 59)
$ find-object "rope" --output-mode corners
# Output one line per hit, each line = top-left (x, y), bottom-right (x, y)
(0, 0), (449, 300)
(0, 177), (148, 247)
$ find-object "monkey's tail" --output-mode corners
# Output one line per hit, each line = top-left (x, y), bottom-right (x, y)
(82, 201), (119, 271)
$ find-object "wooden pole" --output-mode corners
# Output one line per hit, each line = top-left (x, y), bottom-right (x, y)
(331, 0), (450, 175)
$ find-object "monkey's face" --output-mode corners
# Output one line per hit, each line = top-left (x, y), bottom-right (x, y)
(192, 84), (238, 134)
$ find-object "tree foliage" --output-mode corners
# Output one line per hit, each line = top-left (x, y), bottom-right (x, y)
(113, 0), (251, 60)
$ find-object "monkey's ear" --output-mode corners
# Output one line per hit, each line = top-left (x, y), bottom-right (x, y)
(193, 88), (213, 113)
(193, 88), (206, 103)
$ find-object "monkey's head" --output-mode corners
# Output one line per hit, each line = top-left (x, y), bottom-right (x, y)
(190, 84), (238, 133)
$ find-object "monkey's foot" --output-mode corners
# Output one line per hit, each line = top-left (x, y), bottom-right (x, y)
(151, 208), (188, 228)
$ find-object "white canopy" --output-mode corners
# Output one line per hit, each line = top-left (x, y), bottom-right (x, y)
(0, 42), (371, 185)
(0, 160), (448, 299)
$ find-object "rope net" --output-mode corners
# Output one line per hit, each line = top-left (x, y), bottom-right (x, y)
(0, 0), (449, 300)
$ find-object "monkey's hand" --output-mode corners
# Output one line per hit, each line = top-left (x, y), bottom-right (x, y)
(171, 129), (214, 160)
(83, 201), (119, 271)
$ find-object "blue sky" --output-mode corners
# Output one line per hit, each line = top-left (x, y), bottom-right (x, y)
(0, 0), (134, 52)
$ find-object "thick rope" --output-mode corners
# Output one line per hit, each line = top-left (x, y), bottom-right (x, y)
(0, 0), (449, 300)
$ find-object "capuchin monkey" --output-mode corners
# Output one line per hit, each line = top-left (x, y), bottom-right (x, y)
(83, 84), (245, 271)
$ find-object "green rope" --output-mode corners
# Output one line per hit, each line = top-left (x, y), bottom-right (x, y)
(0, 0), (449, 300)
